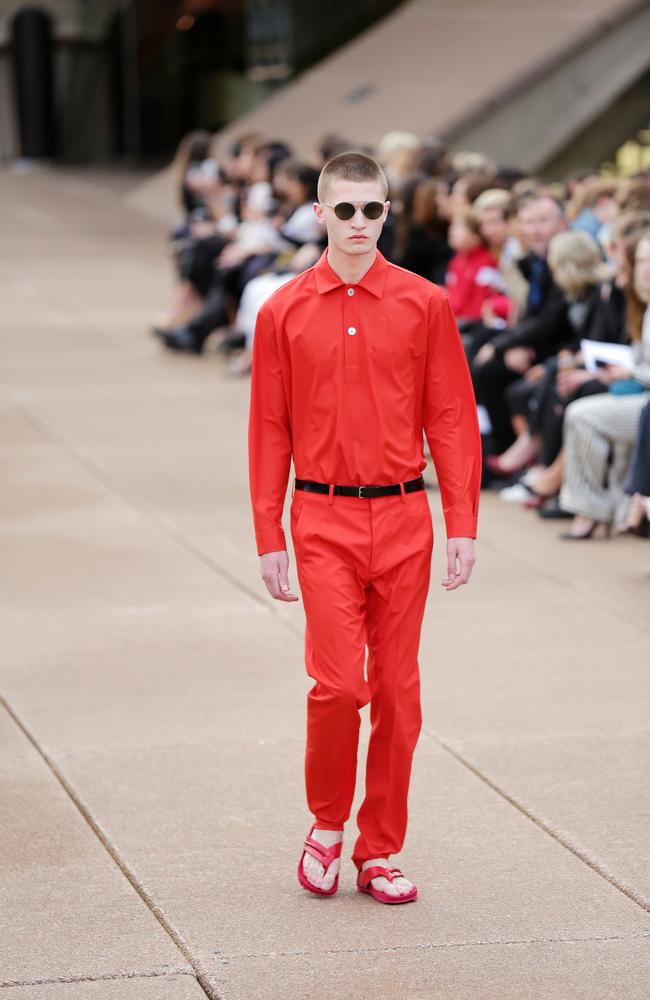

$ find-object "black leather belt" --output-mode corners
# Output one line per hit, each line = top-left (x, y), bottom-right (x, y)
(294, 475), (425, 499)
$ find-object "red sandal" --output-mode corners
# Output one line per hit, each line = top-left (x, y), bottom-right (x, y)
(297, 824), (343, 896)
(357, 864), (418, 904)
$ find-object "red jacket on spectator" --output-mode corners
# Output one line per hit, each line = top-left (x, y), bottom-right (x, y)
(445, 245), (502, 321)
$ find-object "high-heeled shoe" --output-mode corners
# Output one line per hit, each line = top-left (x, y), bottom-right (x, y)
(615, 495), (650, 538)
(485, 454), (533, 479)
(559, 519), (612, 540)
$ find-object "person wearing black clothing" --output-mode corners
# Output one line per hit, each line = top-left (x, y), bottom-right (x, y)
(396, 177), (452, 284)
(514, 279), (627, 467)
(471, 197), (569, 452)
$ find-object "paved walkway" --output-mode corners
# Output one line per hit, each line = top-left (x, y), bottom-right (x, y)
(1, 167), (649, 1000)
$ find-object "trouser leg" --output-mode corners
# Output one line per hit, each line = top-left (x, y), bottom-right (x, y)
(290, 493), (370, 830)
(560, 393), (649, 521)
(625, 401), (650, 495)
(351, 490), (433, 868)
(186, 284), (228, 345)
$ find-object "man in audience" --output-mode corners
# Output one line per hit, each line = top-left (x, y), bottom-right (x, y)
(471, 196), (570, 453)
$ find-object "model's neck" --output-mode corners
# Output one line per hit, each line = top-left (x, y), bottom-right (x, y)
(326, 245), (377, 285)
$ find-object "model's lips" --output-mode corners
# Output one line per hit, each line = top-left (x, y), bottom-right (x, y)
(349, 235), (367, 240)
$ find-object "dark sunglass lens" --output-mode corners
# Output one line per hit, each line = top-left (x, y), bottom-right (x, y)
(363, 202), (384, 220)
(334, 202), (355, 220)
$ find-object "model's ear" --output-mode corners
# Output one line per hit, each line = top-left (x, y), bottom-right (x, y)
(384, 200), (391, 219)
(313, 201), (326, 225)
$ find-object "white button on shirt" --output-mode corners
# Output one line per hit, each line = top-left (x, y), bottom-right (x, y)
(347, 326), (356, 336)
(347, 288), (355, 296)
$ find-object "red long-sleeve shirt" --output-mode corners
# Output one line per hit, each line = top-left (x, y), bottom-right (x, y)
(248, 247), (481, 555)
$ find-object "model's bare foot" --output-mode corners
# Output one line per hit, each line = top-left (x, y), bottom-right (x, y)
(302, 827), (343, 891)
(361, 857), (414, 897)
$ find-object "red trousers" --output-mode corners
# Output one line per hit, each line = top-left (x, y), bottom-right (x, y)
(290, 483), (434, 870)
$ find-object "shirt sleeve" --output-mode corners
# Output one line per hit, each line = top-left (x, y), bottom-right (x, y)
(248, 303), (292, 555)
(423, 291), (482, 539)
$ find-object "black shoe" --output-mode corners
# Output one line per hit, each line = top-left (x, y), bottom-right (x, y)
(216, 330), (246, 355)
(160, 327), (204, 354)
(537, 499), (573, 519)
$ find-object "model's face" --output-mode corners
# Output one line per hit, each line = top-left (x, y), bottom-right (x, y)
(313, 179), (389, 256)
(480, 208), (509, 249)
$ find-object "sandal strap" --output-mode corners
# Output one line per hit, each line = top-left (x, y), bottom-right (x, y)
(303, 835), (342, 869)
(358, 865), (404, 889)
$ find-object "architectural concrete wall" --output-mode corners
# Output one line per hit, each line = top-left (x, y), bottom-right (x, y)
(210, 0), (650, 172)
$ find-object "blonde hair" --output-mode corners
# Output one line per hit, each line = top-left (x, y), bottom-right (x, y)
(377, 131), (421, 160)
(633, 233), (650, 313)
(451, 150), (496, 177)
(547, 230), (613, 299)
(317, 151), (388, 203)
(473, 188), (515, 218)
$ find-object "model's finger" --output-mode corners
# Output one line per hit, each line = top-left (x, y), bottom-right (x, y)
(442, 549), (457, 585)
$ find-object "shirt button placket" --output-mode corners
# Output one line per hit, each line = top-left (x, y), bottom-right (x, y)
(344, 288), (360, 383)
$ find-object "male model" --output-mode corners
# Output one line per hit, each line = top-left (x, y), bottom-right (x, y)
(248, 152), (481, 904)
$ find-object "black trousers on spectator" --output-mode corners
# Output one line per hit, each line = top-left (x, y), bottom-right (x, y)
(181, 235), (229, 296)
(471, 354), (520, 452)
(184, 285), (228, 347)
(461, 320), (494, 363)
(509, 362), (608, 466)
(625, 400), (650, 496)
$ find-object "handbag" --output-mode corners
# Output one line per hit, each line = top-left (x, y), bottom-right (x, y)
(609, 379), (645, 396)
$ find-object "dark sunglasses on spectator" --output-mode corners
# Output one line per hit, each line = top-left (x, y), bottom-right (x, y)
(320, 200), (385, 221)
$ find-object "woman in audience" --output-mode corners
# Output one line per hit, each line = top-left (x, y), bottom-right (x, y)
(395, 176), (452, 284)
(558, 232), (650, 538)
(495, 229), (624, 499)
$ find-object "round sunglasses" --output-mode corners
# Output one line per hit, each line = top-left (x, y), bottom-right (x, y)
(320, 200), (385, 221)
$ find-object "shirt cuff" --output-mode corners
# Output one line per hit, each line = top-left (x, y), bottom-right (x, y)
(444, 515), (478, 540)
(256, 526), (288, 556)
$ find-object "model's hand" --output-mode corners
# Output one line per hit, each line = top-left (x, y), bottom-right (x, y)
(442, 538), (476, 592)
(259, 550), (300, 602)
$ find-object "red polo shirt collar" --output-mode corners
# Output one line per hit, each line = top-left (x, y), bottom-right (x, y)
(314, 246), (389, 298)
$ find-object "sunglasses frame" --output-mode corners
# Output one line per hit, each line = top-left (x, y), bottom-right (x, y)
(319, 200), (386, 221)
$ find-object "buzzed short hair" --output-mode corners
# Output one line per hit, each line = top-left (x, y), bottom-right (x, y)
(317, 151), (388, 203)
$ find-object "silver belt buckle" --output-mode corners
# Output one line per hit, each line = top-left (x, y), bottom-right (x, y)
(358, 485), (368, 498)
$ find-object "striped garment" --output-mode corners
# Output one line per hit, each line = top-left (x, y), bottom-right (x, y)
(560, 306), (650, 524)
